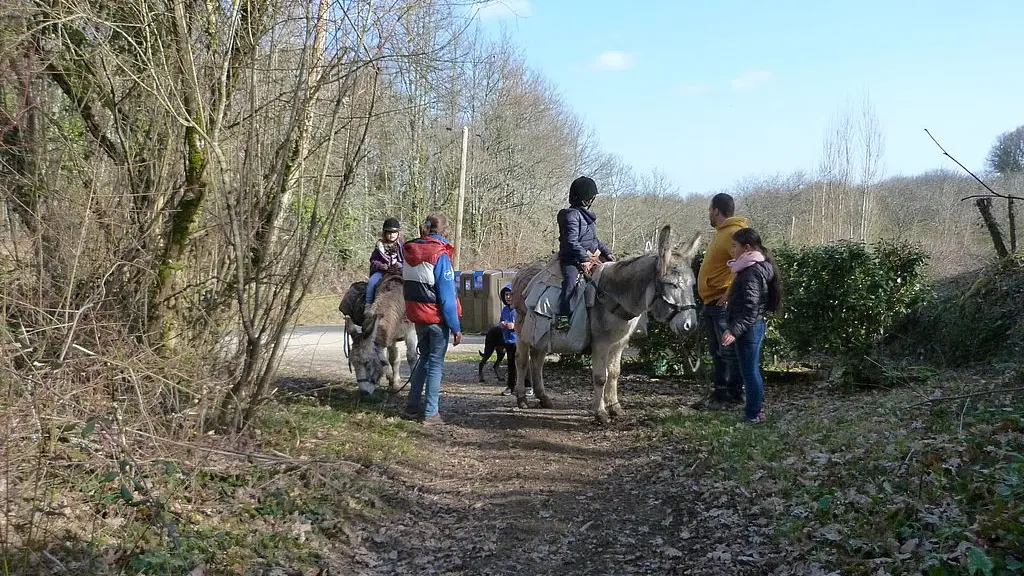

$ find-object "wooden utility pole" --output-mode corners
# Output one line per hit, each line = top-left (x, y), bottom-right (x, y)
(453, 126), (469, 271)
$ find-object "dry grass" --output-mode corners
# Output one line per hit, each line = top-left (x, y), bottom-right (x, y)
(293, 292), (344, 326)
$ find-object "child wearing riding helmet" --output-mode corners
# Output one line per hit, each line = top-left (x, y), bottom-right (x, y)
(720, 227), (783, 424)
(366, 217), (403, 304)
(555, 176), (614, 331)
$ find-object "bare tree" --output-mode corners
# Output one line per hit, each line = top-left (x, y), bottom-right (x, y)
(817, 110), (854, 242)
(987, 125), (1024, 253)
(857, 94), (885, 241)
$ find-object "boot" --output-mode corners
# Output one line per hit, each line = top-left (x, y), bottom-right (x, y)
(554, 315), (571, 331)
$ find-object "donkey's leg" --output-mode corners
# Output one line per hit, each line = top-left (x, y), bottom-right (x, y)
(605, 346), (627, 419)
(515, 342), (531, 409)
(405, 328), (419, 373)
(387, 344), (400, 391)
(532, 346), (553, 409)
(591, 343), (611, 425)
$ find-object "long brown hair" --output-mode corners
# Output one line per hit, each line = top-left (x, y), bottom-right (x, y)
(732, 227), (783, 313)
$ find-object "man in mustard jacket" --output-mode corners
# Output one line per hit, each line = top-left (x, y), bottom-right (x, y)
(693, 193), (749, 410)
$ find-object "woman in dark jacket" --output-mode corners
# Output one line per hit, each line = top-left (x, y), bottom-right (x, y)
(721, 228), (782, 424)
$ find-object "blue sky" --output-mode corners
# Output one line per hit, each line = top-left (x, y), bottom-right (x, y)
(475, 0), (1024, 195)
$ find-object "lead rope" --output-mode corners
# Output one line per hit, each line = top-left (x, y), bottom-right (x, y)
(343, 317), (353, 373)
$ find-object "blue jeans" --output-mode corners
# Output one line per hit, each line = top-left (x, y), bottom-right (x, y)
(702, 304), (743, 401)
(734, 318), (766, 421)
(406, 323), (450, 417)
(365, 272), (384, 304)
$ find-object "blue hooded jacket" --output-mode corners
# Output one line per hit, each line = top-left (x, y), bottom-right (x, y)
(499, 284), (516, 344)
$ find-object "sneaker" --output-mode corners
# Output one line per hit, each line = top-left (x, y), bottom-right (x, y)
(422, 413), (444, 426)
(743, 410), (766, 425)
(501, 387), (513, 396)
(553, 315), (571, 331)
(525, 387), (535, 397)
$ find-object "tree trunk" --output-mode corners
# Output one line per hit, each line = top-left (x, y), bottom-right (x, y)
(976, 197), (1009, 258)
(1009, 198), (1017, 254)
(859, 184), (871, 241)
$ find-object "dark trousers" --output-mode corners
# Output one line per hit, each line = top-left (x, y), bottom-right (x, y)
(702, 303), (743, 401)
(505, 342), (517, 390)
(559, 261), (581, 317)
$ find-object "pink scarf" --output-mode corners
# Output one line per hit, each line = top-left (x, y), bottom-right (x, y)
(727, 250), (765, 273)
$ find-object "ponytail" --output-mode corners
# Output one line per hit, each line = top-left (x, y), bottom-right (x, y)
(419, 212), (449, 238)
(763, 247), (783, 313)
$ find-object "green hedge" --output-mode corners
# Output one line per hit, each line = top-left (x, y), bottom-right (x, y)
(774, 239), (930, 360)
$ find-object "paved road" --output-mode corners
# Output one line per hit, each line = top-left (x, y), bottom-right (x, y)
(281, 324), (487, 377)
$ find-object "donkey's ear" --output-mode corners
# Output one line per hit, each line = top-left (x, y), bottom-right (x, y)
(657, 225), (672, 275)
(680, 231), (702, 261)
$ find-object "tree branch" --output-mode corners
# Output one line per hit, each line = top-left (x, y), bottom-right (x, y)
(960, 194), (1024, 202)
(924, 128), (1023, 201)
(43, 61), (127, 166)
(904, 386), (1024, 408)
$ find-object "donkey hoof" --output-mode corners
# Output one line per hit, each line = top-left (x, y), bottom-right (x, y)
(538, 396), (554, 409)
(517, 397), (530, 409)
(594, 411), (611, 425)
(608, 403), (626, 418)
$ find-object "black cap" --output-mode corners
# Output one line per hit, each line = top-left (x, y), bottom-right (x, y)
(382, 217), (400, 232)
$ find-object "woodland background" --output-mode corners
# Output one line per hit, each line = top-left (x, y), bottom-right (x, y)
(3, 2), (1024, 573)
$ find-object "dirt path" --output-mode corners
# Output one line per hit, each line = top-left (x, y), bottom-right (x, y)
(347, 358), (778, 576)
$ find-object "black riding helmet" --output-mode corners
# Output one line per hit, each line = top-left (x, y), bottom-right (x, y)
(568, 176), (599, 206)
(382, 217), (400, 233)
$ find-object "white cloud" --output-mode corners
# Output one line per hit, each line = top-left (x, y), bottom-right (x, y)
(474, 0), (532, 21)
(731, 70), (773, 90)
(594, 51), (634, 72)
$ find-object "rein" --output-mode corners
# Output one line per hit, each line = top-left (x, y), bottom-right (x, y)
(343, 317), (354, 373)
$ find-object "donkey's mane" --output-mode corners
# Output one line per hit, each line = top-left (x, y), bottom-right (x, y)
(594, 252), (659, 298)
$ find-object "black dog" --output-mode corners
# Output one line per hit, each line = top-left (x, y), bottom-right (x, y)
(478, 326), (505, 382)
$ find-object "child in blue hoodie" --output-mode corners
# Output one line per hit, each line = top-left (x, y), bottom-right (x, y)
(499, 285), (531, 396)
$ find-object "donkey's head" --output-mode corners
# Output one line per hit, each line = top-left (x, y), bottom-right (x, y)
(349, 316), (392, 395)
(651, 225), (702, 335)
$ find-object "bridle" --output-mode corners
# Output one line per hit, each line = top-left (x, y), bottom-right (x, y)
(657, 280), (699, 326)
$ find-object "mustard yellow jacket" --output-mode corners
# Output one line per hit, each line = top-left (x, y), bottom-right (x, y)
(697, 216), (750, 304)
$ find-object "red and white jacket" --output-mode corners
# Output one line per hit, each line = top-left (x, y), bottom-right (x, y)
(402, 235), (462, 329)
